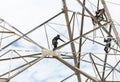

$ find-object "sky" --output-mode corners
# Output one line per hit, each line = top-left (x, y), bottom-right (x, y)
(0, 0), (120, 82)
(0, 0), (76, 82)
(0, 0), (62, 33)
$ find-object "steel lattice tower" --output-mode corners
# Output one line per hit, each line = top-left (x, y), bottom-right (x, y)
(0, 0), (120, 82)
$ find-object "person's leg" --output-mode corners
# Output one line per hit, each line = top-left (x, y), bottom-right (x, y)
(104, 46), (108, 53)
(53, 42), (57, 50)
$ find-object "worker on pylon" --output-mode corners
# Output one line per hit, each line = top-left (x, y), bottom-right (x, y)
(95, 8), (105, 21)
(104, 36), (112, 53)
(91, 8), (106, 25)
(52, 34), (65, 50)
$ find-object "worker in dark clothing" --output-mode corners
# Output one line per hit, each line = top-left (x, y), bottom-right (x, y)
(104, 36), (112, 53)
(95, 9), (105, 21)
(52, 35), (65, 50)
(91, 8), (105, 25)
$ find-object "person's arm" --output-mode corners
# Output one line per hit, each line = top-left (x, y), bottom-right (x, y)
(59, 38), (65, 43)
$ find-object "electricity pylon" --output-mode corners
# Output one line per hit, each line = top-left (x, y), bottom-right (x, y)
(0, 0), (120, 82)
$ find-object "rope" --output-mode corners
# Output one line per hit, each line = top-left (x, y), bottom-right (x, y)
(87, 0), (97, 12)
(87, 0), (99, 41)
(75, 13), (80, 34)
(46, 24), (68, 39)
(100, 28), (105, 39)
(0, 22), (6, 49)
(87, 0), (96, 7)
(46, 23), (69, 49)
(97, 0), (100, 11)
(0, 28), (4, 49)
(44, 25), (50, 49)
(8, 50), (13, 78)
(48, 22), (66, 26)
(71, 13), (75, 39)
(93, 25), (96, 44)
(46, 23), (80, 45)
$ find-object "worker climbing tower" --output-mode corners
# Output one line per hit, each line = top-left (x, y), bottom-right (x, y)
(0, 0), (120, 82)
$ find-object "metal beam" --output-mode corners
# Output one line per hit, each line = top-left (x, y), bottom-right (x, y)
(105, 60), (120, 80)
(62, 0), (77, 65)
(0, 31), (14, 33)
(0, 11), (63, 51)
(62, 0), (80, 81)
(7, 50), (47, 80)
(55, 22), (111, 50)
(102, 53), (108, 81)
(61, 73), (75, 82)
(101, 0), (120, 47)
(89, 53), (102, 80)
(77, 0), (86, 68)
(55, 55), (99, 82)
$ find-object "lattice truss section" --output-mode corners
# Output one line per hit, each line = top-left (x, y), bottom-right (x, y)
(0, 0), (120, 82)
